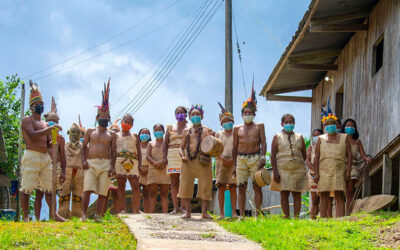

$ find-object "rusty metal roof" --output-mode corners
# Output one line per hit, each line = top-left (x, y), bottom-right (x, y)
(0, 126), (7, 163)
(261, 0), (379, 98)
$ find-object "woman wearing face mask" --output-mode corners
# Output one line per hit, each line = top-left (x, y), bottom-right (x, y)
(163, 106), (189, 214)
(138, 128), (151, 212)
(115, 114), (141, 214)
(147, 124), (170, 213)
(270, 114), (309, 219)
(215, 106), (238, 219)
(314, 99), (352, 218)
(342, 119), (372, 214)
(305, 128), (323, 219)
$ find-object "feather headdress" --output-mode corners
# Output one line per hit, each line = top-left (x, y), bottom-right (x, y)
(321, 97), (338, 123)
(218, 102), (234, 124)
(189, 104), (204, 114)
(109, 118), (121, 132)
(241, 76), (257, 112)
(78, 114), (85, 136)
(97, 78), (111, 117)
(29, 79), (43, 106)
(44, 97), (59, 122)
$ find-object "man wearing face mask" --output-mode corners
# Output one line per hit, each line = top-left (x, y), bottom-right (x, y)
(215, 102), (238, 219)
(20, 80), (65, 222)
(314, 98), (352, 218)
(80, 79), (117, 222)
(178, 105), (215, 219)
(233, 85), (267, 217)
(58, 122), (85, 218)
(34, 97), (67, 221)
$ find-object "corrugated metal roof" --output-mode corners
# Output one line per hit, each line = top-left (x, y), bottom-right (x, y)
(0, 126), (7, 162)
(261, 0), (379, 98)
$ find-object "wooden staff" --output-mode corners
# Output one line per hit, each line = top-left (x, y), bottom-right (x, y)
(15, 82), (25, 222)
(51, 127), (59, 220)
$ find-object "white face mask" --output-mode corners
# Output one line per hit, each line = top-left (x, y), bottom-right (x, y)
(312, 136), (318, 144)
(243, 115), (255, 124)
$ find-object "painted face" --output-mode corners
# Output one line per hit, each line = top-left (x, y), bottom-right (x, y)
(69, 130), (81, 144)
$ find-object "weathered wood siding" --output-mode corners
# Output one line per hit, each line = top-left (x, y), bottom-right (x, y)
(311, 0), (400, 157)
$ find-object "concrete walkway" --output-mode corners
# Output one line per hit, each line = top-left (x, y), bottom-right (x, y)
(120, 213), (262, 250)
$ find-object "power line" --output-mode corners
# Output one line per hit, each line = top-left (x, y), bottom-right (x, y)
(124, 0), (218, 116)
(239, 0), (284, 49)
(113, 0), (209, 118)
(232, 10), (247, 99)
(114, 0), (217, 118)
(23, 0), (181, 79)
(32, 10), (195, 81)
(131, 0), (222, 115)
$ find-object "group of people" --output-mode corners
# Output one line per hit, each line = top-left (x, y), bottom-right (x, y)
(18, 79), (370, 222)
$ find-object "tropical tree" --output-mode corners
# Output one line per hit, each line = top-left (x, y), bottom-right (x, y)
(0, 75), (23, 178)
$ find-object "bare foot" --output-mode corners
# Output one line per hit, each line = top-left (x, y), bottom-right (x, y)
(232, 213), (239, 218)
(238, 216), (244, 221)
(119, 210), (126, 214)
(170, 209), (180, 215)
(218, 214), (225, 220)
(80, 216), (88, 222)
(55, 213), (67, 222)
(23, 217), (29, 222)
(201, 213), (213, 219)
(94, 215), (103, 223)
(181, 213), (191, 219)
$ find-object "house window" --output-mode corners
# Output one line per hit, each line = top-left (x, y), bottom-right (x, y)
(372, 35), (384, 75)
(335, 84), (344, 120)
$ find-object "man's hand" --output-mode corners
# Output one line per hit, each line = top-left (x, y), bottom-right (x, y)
(163, 158), (168, 166)
(259, 158), (266, 169)
(314, 174), (320, 184)
(233, 169), (236, 177)
(181, 156), (187, 163)
(365, 156), (372, 166)
(82, 161), (89, 170)
(59, 173), (65, 185)
(49, 124), (63, 131)
(222, 157), (233, 167)
(139, 166), (148, 175)
(273, 171), (280, 183)
(108, 167), (116, 177)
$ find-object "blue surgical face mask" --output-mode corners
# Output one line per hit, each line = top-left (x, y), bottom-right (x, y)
(140, 134), (150, 142)
(47, 121), (56, 127)
(222, 122), (233, 130)
(283, 124), (295, 132)
(325, 124), (337, 134)
(80, 138), (84, 143)
(154, 131), (164, 139)
(345, 126), (355, 135)
(190, 116), (201, 125)
(312, 136), (318, 144)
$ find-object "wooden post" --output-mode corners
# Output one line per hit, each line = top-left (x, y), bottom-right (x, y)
(382, 154), (392, 195)
(225, 0), (233, 113)
(362, 175), (371, 198)
(15, 82), (25, 222)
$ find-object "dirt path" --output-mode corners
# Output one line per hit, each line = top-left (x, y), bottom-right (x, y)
(120, 213), (262, 250)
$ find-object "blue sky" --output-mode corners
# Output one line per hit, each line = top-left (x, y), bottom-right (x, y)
(1, 0), (312, 142)
(1, 0), (312, 219)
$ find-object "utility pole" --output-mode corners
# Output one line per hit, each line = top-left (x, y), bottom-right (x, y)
(225, 0), (233, 112)
(15, 82), (25, 222)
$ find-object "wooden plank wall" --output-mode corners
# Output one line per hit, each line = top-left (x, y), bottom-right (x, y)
(311, 0), (400, 158)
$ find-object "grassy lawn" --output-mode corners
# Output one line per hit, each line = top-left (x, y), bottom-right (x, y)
(218, 211), (400, 249)
(0, 214), (136, 249)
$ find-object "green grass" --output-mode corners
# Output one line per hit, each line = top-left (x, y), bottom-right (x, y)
(218, 211), (400, 249)
(0, 214), (136, 249)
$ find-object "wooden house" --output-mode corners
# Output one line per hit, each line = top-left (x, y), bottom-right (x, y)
(261, 0), (400, 207)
